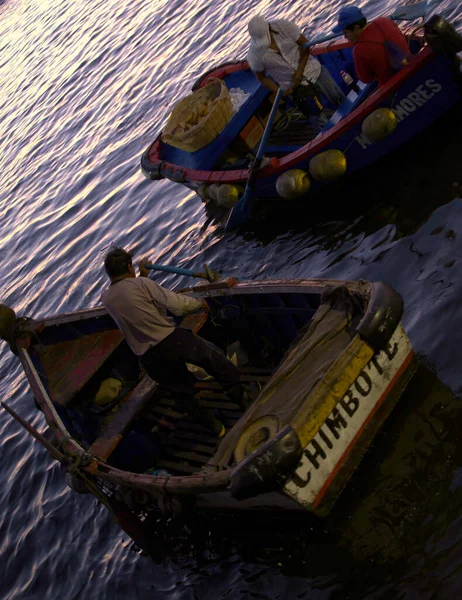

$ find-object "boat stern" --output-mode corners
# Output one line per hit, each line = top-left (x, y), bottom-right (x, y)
(283, 323), (416, 515)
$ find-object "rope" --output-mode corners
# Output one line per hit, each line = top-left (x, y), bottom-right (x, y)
(59, 435), (94, 471)
(66, 453), (82, 475)
(273, 106), (305, 132)
(206, 296), (242, 328)
(5, 317), (36, 355)
(59, 434), (73, 453)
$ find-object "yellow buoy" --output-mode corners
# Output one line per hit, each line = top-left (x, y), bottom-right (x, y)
(275, 169), (311, 200)
(361, 108), (397, 142)
(94, 378), (123, 406)
(207, 183), (220, 201)
(0, 304), (16, 341)
(197, 183), (209, 201)
(217, 184), (244, 208)
(309, 149), (347, 182)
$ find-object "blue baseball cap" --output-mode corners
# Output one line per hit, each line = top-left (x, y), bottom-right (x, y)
(332, 6), (365, 33)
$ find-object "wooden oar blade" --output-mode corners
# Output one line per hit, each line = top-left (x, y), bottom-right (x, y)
(146, 263), (212, 280)
(306, 32), (339, 47)
(224, 188), (253, 231)
(146, 263), (198, 277)
(308, 1), (427, 47)
(391, 0), (427, 21)
(225, 87), (284, 231)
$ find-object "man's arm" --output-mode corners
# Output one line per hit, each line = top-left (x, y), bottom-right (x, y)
(294, 35), (310, 88)
(138, 258), (208, 314)
(255, 70), (281, 93)
(161, 286), (207, 316)
(141, 272), (206, 316)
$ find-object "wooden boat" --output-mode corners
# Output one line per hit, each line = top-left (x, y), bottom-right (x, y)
(1, 277), (418, 529)
(140, 15), (462, 229)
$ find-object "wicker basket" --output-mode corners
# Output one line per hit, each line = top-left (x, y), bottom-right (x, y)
(162, 78), (233, 152)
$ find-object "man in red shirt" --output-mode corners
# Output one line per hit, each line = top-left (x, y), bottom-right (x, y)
(333, 6), (410, 87)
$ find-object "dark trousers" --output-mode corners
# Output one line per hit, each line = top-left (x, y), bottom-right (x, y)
(139, 328), (244, 430)
(292, 67), (345, 131)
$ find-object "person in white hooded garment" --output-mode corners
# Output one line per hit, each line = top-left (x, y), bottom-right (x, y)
(246, 15), (345, 129)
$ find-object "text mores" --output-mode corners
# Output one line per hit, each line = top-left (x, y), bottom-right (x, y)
(355, 79), (442, 149)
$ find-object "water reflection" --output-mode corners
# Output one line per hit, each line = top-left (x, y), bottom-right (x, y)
(1, 0), (462, 595)
(331, 365), (461, 560)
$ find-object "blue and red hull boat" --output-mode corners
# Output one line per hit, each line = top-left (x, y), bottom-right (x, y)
(140, 15), (462, 229)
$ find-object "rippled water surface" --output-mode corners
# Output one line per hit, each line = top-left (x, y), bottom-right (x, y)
(2, 0), (462, 598)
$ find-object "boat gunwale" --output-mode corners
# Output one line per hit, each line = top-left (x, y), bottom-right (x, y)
(18, 277), (410, 498)
(143, 44), (435, 185)
(32, 278), (371, 325)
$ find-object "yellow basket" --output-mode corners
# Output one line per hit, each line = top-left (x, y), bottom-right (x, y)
(161, 78), (233, 152)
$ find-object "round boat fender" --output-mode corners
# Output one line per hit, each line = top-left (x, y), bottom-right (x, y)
(0, 304), (34, 355)
(234, 414), (280, 463)
(119, 488), (151, 511)
(230, 425), (303, 501)
(356, 283), (404, 352)
(424, 15), (462, 55)
(0, 304), (16, 341)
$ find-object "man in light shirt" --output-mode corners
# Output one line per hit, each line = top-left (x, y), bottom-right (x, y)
(247, 15), (345, 129)
(101, 247), (249, 437)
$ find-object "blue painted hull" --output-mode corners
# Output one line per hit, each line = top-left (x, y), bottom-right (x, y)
(140, 37), (462, 224)
(251, 53), (461, 199)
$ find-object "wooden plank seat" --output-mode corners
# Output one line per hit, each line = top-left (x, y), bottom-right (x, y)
(143, 395), (233, 475)
(267, 119), (318, 153)
(89, 374), (157, 461)
(165, 428), (220, 446)
(140, 369), (271, 475)
(88, 363), (272, 474)
(169, 438), (217, 455)
(150, 405), (185, 420)
(320, 81), (376, 133)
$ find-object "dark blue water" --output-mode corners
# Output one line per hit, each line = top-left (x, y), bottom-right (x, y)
(1, 0), (462, 597)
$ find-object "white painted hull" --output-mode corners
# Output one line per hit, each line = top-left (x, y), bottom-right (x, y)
(284, 324), (415, 514)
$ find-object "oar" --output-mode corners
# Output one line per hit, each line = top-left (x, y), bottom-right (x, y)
(390, 0), (427, 21)
(225, 86), (284, 231)
(2, 401), (69, 463)
(306, 0), (427, 47)
(146, 262), (220, 281)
